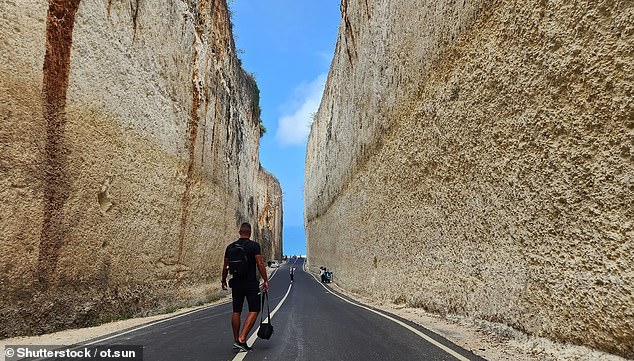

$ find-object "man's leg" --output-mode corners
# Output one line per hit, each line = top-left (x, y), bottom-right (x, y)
(238, 311), (259, 343)
(231, 312), (241, 342)
(231, 285), (246, 345)
(237, 282), (262, 344)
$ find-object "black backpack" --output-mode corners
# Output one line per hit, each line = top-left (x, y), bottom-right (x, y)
(227, 240), (249, 277)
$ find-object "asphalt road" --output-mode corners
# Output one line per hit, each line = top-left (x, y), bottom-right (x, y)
(77, 259), (485, 361)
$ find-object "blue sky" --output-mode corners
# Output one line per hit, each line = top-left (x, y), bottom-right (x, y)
(228, 1), (341, 256)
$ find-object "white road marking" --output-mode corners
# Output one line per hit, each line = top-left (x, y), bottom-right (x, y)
(26, 295), (232, 360)
(307, 271), (472, 361)
(232, 281), (293, 361)
(86, 268), (279, 345)
(269, 266), (279, 280)
(84, 300), (230, 345)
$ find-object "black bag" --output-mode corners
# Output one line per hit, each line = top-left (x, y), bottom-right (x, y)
(226, 240), (248, 277)
(257, 291), (274, 340)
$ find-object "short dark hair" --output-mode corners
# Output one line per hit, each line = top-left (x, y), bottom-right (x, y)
(239, 222), (251, 236)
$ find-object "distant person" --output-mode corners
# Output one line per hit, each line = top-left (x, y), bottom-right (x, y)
(290, 266), (296, 283)
(221, 222), (269, 352)
(320, 267), (325, 283)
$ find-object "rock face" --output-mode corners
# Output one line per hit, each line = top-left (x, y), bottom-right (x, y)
(306, 0), (633, 358)
(0, 0), (282, 337)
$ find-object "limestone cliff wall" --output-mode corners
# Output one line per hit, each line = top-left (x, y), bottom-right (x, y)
(306, 0), (633, 357)
(256, 167), (283, 262)
(0, 0), (282, 337)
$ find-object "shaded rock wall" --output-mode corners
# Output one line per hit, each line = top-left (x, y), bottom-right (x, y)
(306, 0), (633, 357)
(0, 0), (282, 337)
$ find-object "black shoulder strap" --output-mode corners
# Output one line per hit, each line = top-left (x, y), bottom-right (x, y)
(260, 291), (271, 324)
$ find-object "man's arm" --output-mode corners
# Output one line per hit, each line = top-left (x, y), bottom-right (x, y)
(221, 257), (229, 290)
(255, 254), (269, 292)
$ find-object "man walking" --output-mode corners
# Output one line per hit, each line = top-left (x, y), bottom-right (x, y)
(221, 222), (269, 352)
(289, 266), (295, 283)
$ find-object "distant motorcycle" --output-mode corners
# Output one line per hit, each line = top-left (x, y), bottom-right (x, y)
(322, 271), (333, 283)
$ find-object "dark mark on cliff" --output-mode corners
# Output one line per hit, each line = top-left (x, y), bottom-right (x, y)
(341, 0), (358, 65)
(176, 38), (202, 275)
(131, 0), (142, 41)
(38, 0), (83, 288)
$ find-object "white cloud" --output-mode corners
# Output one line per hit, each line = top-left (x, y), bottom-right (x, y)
(275, 73), (327, 147)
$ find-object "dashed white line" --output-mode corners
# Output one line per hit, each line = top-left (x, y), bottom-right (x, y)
(232, 281), (293, 361)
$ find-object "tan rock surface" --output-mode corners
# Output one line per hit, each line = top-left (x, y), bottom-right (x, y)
(0, 0), (282, 337)
(306, 0), (633, 358)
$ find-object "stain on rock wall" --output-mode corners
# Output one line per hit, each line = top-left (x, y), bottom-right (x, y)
(306, 0), (633, 358)
(0, 0), (282, 337)
(38, 0), (83, 289)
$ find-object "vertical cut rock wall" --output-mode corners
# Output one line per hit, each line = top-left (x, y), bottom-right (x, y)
(0, 0), (282, 337)
(305, 0), (633, 357)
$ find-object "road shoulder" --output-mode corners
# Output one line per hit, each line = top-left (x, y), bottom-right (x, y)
(0, 267), (279, 351)
(322, 279), (628, 361)
(0, 295), (231, 351)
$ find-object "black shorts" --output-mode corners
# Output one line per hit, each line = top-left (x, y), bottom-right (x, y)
(230, 281), (261, 313)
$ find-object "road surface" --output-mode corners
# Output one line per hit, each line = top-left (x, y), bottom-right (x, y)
(76, 259), (485, 361)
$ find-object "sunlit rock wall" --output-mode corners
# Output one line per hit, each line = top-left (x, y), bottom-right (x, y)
(305, 0), (633, 357)
(0, 0), (282, 337)
(256, 167), (283, 262)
